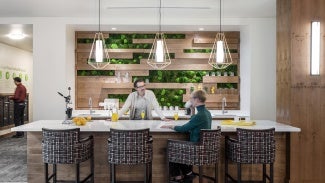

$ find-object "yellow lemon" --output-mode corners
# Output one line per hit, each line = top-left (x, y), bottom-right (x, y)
(72, 117), (87, 126)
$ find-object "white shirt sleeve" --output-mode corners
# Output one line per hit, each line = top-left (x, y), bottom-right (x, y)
(118, 93), (133, 118)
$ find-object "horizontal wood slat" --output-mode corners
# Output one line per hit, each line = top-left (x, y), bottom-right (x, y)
(203, 76), (239, 83)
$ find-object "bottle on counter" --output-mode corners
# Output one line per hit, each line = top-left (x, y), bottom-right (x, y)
(210, 86), (215, 94)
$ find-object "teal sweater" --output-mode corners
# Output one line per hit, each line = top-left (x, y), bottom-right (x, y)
(174, 105), (212, 142)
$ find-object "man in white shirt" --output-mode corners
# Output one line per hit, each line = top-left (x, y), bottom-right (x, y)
(118, 78), (170, 121)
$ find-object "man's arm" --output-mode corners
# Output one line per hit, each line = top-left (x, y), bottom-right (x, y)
(118, 93), (133, 118)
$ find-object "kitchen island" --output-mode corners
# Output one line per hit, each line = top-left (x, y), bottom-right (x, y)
(12, 120), (300, 183)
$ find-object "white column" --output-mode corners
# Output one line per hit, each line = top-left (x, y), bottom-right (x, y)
(33, 22), (69, 120)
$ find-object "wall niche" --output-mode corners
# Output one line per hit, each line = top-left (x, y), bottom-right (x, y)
(75, 31), (240, 110)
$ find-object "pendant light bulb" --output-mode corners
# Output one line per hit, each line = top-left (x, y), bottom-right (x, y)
(216, 40), (224, 63)
(155, 39), (164, 63)
(95, 39), (103, 63)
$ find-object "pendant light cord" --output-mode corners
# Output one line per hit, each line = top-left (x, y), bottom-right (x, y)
(159, 0), (162, 35)
(219, 0), (221, 33)
(98, 0), (101, 32)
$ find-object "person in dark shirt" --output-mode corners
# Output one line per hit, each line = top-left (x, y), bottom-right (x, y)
(161, 90), (212, 182)
(9, 77), (27, 138)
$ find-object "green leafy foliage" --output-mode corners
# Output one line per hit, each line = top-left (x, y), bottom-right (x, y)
(152, 89), (185, 107)
(108, 94), (128, 103)
(217, 83), (238, 89)
(77, 70), (115, 76)
(144, 70), (208, 83)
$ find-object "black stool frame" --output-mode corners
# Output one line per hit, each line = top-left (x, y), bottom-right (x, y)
(42, 128), (94, 183)
(167, 128), (221, 183)
(107, 128), (153, 183)
(225, 128), (275, 183)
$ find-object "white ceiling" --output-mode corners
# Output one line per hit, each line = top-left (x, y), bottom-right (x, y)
(0, 0), (276, 52)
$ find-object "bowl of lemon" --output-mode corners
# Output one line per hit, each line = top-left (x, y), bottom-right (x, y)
(72, 117), (90, 126)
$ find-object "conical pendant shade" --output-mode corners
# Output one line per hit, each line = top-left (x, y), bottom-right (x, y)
(88, 32), (110, 69)
(208, 33), (232, 69)
(209, 0), (232, 70)
(87, 0), (110, 69)
(147, 33), (171, 70)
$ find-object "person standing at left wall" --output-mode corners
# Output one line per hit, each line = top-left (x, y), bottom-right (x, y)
(9, 77), (27, 138)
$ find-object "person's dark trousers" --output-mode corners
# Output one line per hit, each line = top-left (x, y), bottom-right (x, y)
(14, 102), (25, 136)
(170, 162), (193, 182)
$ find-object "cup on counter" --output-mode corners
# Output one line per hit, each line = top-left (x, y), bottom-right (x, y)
(163, 106), (168, 111)
(175, 106), (179, 111)
(111, 112), (119, 122)
(173, 112), (179, 121)
(245, 117), (251, 122)
(234, 116), (240, 122)
(169, 106), (174, 110)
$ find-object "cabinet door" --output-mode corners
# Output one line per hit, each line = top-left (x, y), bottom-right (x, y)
(24, 95), (29, 122)
(0, 97), (4, 127)
(8, 99), (14, 125)
(3, 97), (10, 126)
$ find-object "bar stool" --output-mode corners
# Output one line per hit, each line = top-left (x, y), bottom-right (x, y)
(41, 128), (94, 183)
(167, 128), (221, 183)
(225, 128), (275, 183)
(107, 128), (153, 183)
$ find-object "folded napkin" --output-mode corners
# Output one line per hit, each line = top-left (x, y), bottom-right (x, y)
(221, 120), (256, 126)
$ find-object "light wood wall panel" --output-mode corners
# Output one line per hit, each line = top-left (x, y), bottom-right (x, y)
(277, 0), (325, 182)
(76, 31), (240, 110)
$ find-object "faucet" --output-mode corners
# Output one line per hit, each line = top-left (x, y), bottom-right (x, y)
(89, 97), (95, 114)
(222, 97), (227, 114)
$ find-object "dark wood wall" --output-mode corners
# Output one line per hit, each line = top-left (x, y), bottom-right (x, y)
(277, 0), (325, 182)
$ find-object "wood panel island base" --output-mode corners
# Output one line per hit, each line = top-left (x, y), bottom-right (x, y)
(12, 120), (300, 183)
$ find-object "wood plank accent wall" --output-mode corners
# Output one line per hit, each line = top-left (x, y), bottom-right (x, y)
(277, 0), (325, 182)
(75, 31), (240, 110)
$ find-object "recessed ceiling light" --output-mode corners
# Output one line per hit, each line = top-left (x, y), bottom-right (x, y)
(198, 27), (205, 31)
(111, 27), (117, 31)
(7, 32), (26, 40)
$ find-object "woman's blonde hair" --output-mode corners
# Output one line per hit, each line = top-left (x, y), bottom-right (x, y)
(192, 90), (206, 103)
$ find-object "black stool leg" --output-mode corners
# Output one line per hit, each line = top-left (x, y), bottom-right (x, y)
(76, 163), (80, 183)
(167, 161), (170, 183)
(44, 163), (48, 183)
(263, 164), (266, 183)
(144, 163), (148, 183)
(110, 164), (116, 183)
(91, 155), (94, 183)
(215, 163), (218, 183)
(53, 164), (57, 183)
(270, 163), (274, 183)
(237, 163), (241, 183)
(150, 162), (152, 183)
(225, 139), (228, 183)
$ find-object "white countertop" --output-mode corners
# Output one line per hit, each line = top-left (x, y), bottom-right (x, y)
(72, 109), (250, 119)
(11, 120), (301, 133)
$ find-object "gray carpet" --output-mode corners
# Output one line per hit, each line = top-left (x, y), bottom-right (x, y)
(0, 136), (27, 183)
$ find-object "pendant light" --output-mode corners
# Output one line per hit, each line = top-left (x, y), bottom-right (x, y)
(88, 0), (110, 69)
(208, 0), (232, 70)
(147, 0), (171, 70)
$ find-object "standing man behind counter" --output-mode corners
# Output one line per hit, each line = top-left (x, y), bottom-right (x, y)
(118, 78), (170, 121)
(9, 77), (27, 138)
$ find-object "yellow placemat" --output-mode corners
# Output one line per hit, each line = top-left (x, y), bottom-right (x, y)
(221, 120), (256, 126)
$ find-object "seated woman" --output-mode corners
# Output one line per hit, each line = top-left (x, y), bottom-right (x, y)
(161, 90), (212, 182)
(118, 78), (170, 121)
